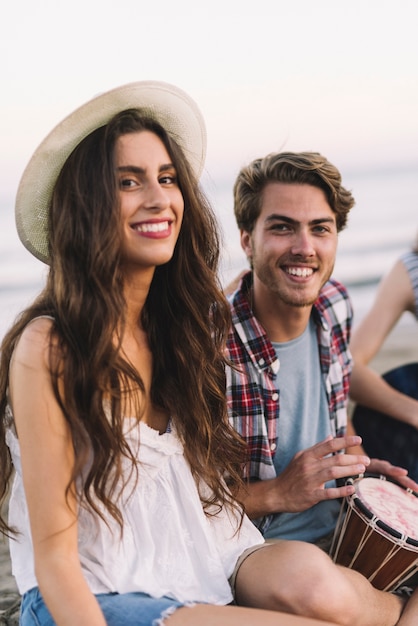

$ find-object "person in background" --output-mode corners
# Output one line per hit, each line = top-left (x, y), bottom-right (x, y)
(397, 587), (418, 625)
(0, 80), (347, 626)
(225, 150), (417, 625)
(349, 236), (418, 479)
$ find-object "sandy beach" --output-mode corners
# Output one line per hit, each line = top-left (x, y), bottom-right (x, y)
(0, 318), (417, 622)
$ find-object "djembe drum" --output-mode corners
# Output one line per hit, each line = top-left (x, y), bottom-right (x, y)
(331, 474), (418, 591)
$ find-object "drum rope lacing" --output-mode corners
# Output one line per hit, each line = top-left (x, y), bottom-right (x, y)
(331, 494), (418, 592)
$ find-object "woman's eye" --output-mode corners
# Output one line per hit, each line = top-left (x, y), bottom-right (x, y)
(159, 175), (177, 185)
(119, 178), (136, 188)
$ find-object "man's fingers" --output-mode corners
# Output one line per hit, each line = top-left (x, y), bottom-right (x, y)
(317, 461), (368, 485)
(310, 435), (364, 457)
(320, 482), (356, 501)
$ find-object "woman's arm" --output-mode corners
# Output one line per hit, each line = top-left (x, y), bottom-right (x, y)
(9, 318), (107, 626)
(350, 259), (418, 428)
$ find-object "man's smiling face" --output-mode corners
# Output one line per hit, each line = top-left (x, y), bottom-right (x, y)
(241, 182), (338, 308)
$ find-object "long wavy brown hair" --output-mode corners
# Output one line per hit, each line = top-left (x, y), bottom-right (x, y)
(0, 110), (246, 535)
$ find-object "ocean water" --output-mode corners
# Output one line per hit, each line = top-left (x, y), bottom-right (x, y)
(0, 165), (417, 339)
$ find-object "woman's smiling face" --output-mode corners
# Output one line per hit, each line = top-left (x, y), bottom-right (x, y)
(116, 130), (184, 271)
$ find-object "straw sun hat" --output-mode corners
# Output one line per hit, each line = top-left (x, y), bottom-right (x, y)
(15, 80), (207, 264)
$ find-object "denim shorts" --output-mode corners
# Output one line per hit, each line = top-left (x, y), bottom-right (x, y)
(20, 587), (190, 626)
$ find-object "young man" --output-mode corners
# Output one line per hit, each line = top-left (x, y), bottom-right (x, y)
(225, 151), (416, 547)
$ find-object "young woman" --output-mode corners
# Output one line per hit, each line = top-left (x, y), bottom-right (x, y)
(349, 236), (418, 479)
(0, 81), (401, 626)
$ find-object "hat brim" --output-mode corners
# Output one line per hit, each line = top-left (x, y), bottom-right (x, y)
(15, 80), (207, 264)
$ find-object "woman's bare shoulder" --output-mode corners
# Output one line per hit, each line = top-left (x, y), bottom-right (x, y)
(11, 316), (58, 371)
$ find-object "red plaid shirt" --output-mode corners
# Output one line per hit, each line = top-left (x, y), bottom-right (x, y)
(226, 271), (353, 532)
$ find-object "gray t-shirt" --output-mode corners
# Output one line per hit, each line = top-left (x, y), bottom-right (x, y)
(264, 317), (340, 543)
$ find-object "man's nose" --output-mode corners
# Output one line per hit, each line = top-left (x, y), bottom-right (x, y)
(290, 230), (315, 256)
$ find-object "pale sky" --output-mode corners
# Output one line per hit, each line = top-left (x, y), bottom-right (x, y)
(0, 0), (417, 334)
(1, 0), (418, 204)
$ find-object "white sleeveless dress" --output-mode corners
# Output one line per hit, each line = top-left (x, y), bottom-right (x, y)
(6, 415), (264, 604)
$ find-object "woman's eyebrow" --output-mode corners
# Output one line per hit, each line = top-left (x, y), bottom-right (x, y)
(117, 163), (175, 174)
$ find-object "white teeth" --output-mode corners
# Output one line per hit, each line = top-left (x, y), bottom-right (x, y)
(135, 221), (169, 233)
(286, 267), (314, 277)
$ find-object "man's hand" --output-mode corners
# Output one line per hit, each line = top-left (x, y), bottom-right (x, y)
(367, 458), (418, 492)
(270, 435), (370, 512)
